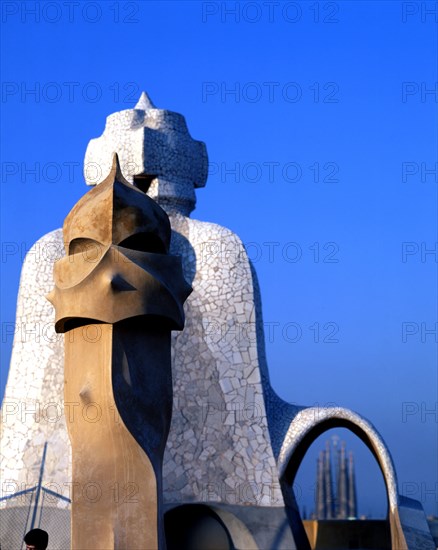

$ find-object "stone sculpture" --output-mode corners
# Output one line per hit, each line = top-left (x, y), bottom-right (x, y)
(1, 93), (435, 549)
(47, 155), (191, 549)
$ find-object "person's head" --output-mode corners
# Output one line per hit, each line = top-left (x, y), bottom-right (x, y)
(24, 528), (48, 550)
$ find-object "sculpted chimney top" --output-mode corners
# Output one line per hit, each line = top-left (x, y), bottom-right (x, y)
(84, 92), (208, 216)
(135, 91), (156, 110)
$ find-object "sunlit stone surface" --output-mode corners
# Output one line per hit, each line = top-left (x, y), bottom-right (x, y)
(1, 94), (434, 549)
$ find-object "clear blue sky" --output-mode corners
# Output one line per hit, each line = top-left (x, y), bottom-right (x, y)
(1, 1), (437, 518)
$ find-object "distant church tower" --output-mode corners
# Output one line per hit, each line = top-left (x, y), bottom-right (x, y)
(337, 441), (349, 518)
(315, 438), (358, 519)
(348, 450), (358, 518)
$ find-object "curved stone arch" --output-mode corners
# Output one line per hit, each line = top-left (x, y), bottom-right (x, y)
(210, 506), (259, 550)
(164, 503), (259, 550)
(277, 406), (408, 550)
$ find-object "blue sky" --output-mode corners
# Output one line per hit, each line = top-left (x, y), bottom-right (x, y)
(1, 1), (437, 518)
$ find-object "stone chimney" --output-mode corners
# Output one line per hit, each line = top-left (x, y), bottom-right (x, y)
(84, 92), (208, 216)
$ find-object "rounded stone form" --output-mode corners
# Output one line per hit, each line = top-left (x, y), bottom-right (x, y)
(165, 213), (282, 506)
(1, 215), (283, 507)
(277, 406), (398, 511)
(1, 229), (69, 492)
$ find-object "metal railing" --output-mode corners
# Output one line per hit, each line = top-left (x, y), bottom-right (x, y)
(0, 442), (71, 549)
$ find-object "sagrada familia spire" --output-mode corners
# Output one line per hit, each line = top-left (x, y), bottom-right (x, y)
(315, 439), (358, 520)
